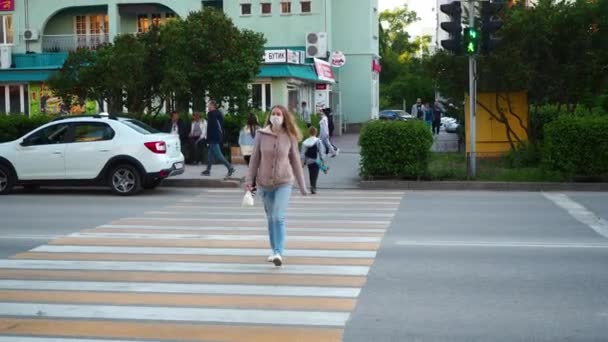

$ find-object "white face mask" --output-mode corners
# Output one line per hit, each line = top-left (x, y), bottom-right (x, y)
(270, 115), (283, 127)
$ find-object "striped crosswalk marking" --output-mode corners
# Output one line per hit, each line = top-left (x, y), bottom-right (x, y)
(0, 189), (403, 341)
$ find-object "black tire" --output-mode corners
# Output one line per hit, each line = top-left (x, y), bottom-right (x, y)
(142, 178), (163, 190)
(0, 164), (15, 195)
(109, 164), (142, 196)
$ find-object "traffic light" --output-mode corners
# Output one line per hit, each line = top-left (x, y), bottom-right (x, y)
(481, 1), (504, 55)
(440, 1), (462, 55)
(463, 27), (479, 55)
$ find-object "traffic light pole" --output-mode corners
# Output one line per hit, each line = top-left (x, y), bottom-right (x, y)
(468, 0), (477, 179)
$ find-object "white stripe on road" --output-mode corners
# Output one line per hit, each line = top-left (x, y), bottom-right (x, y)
(0, 280), (360, 298)
(0, 302), (350, 327)
(202, 189), (405, 195)
(32, 245), (377, 258)
(118, 217), (391, 225)
(167, 205), (399, 212)
(146, 211), (395, 218)
(196, 195), (403, 200)
(69, 232), (381, 243)
(395, 240), (608, 249)
(99, 224), (386, 234)
(543, 193), (608, 239)
(180, 199), (401, 205)
(0, 260), (369, 276)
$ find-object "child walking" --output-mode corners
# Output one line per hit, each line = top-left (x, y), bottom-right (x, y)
(301, 127), (327, 194)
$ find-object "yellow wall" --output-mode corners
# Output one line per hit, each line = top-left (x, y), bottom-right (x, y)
(465, 91), (529, 156)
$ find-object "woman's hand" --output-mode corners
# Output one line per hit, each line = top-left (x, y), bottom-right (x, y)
(244, 183), (253, 192)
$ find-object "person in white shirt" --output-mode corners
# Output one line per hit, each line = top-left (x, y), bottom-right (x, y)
(319, 110), (337, 157)
(188, 112), (207, 165)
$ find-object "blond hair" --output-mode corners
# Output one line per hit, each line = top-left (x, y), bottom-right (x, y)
(268, 105), (302, 141)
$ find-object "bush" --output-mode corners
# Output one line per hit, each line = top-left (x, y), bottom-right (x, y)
(0, 114), (52, 143)
(359, 120), (433, 179)
(543, 115), (608, 177)
(504, 142), (541, 168)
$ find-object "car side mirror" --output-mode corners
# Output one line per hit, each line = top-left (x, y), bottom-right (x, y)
(20, 139), (27, 147)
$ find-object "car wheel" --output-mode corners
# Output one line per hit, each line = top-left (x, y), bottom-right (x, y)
(0, 164), (15, 195)
(142, 179), (163, 190)
(109, 164), (142, 196)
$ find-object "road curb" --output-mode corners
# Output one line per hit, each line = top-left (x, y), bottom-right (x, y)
(359, 180), (608, 192)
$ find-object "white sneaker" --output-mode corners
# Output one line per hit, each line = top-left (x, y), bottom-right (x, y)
(272, 254), (283, 267)
(266, 255), (274, 262)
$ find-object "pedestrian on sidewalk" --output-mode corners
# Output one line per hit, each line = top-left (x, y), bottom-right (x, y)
(202, 100), (236, 178)
(301, 126), (327, 195)
(188, 112), (207, 165)
(301, 101), (312, 128)
(411, 98), (424, 120)
(245, 105), (308, 267)
(319, 109), (338, 157)
(164, 111), (189, 158)
(239, 113), (260, 192)
(424, 102), (433, 130)
(432, 101), (442, 136)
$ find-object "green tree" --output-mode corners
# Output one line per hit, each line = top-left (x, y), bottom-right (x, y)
(47, 48), (97, 108)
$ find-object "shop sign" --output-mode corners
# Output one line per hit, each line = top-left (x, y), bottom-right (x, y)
(30, 82), (96, 116)
(287, 50), (300, 64)
(0, 0), (14, 11)
(314, 58), (335, 83)
(330, 51), (346, 68)
(264, 49), (287, 63)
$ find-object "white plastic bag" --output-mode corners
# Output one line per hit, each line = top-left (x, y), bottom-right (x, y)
(241, 191), (255, 207)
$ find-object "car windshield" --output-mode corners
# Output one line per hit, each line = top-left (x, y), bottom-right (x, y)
(121, 119), (160, 135)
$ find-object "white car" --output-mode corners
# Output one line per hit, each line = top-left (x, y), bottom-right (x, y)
(0, 114), (185, 196)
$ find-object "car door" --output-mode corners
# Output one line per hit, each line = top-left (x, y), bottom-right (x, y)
(64, 122), (116, 179)
(15, 123), (70, 180)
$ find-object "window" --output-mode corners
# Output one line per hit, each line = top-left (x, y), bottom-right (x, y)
(151, 13), (162, 27)
(165, 12), (176, 21)
(122, 119), (159, 135)
(72, 123), (115, 143)
(23, 124), (71, 146)
(137, 14), (150, 33)
(281, 2), (292, 14)
(261, 2), (272, 14)
(301, 1), (312, 13)
(241, 3), (252, 15)
(0, 14), (13, 44)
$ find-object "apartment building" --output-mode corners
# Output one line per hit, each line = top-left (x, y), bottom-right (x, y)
(0, 0), (380, 127)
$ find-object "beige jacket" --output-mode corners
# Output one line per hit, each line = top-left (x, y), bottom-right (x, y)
(246, 126), (307, 194)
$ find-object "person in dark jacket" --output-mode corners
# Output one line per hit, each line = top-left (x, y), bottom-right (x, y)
(164, 111), (189, 157)
(202, 100), (235, 177)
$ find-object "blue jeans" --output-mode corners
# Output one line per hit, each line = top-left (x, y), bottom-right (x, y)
(206, 143), (232, 171)
(259, 185), (292, 255)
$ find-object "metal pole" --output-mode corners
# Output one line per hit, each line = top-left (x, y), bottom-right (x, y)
(468, 0), (477, 178)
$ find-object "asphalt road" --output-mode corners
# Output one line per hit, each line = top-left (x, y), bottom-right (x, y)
(344, 191), (608, 342)
(1, 188), (607, 341)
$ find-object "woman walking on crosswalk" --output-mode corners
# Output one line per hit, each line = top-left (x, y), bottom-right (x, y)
(245, 105), (308, 266)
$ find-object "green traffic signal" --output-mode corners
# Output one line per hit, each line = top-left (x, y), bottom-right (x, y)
(463, 27), (479, 55)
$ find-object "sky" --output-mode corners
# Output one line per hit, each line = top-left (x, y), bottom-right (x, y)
(378, 0), (437, 38)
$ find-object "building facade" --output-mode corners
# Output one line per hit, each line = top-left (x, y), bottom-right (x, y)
(0, 0), (380, 128)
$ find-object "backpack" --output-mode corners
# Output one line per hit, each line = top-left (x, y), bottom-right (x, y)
(305, 142), (319, 159)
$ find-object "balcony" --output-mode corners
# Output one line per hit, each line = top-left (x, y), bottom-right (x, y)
(42, 34), (110, 53)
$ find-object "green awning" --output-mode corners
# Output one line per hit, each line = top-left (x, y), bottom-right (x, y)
(258, 64), (320, 82)
(0, 69), (57, 82)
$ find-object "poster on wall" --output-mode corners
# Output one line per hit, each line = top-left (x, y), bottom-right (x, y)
(0, 0), (15, 11)
(29, 82), (97, 116)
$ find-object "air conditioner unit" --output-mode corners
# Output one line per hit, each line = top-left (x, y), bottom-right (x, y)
(23, 28), (39, 41)
(305, 32), (328, 59)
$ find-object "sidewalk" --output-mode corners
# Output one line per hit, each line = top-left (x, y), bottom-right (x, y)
(162, 133), (363, 189)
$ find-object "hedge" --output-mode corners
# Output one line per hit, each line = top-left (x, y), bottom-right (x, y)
(543, 115), (608, 177)
(359, 120), (433, 179)
(0, 114), (52, 143)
